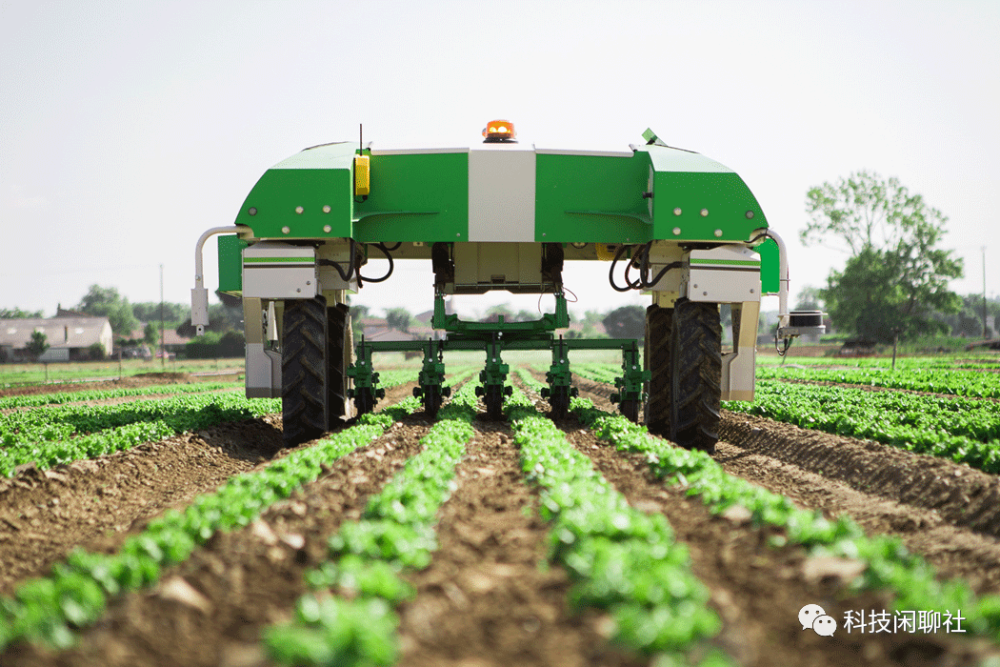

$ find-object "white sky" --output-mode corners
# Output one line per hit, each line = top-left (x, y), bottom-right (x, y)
(2, 0), (998, 321)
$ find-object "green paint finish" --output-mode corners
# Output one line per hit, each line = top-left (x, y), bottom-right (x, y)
(217, 235), (247, 295)
(353, 152), (469, 242)
(651, 169), (766, 241)
(690, 258), (761, 266)
(239, 168), (353, 238)
(243, 256), (315, 264)
(534, 152), (653, 243)
(643, 145), (734, 173)
(758, 238), (780, 294)
(625, 145), (769, 242)
(236, 142), (357, 239)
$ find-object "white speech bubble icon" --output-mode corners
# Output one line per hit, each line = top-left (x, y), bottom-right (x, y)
(813, 614), (837, 637)
(798, 603), (826, 630)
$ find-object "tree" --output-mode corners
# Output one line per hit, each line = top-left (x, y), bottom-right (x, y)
(132, 301), (187, 323)
(350, 304), (371, 321)
(1, 307), (43, 319)
(794, 286), (823, 311)
(602, 306), (645, 341)
(144, 322), (160, 346)
(801, 171), (962, 343)
(26, 330), (49, 360)
(385, 307), (412, 332)
(75, 285), (139, 338)
(481, 304), (514, 323)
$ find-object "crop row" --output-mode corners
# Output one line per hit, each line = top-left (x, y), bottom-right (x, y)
(0, 370), (420, 477)
(725, 381), (1000, 473)
(0, 381), (242, 411)
(264, 382), (479, 666)
(567, 397), (1000, 641)
(0, 395), (422, 651)
(758, 356), (1000, 371)
(756, 365), (1000, 399)
(571, 363), (622, 385)
(508, 375), (731, 664)
(0, 392), (281, 477)
(571, 363), (1000, 473)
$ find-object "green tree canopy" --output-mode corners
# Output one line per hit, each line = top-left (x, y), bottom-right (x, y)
(802, 171), (962, 343)
(602, 305), (645, 341)
(385, 307), (412, 332)
(75, 285), (139, 338)
(26, 330), (49, 359)
(481, 304), (514, 323)
(132, 301), (188, 323)
(0, 307), (44, 319)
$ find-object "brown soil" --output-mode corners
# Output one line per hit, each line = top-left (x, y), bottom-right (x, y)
(5, 418), (429, 667)
(0, 373), (211, 398)
(527, 376), (1000, 666)
(1, 386), (241, 415)
(569, 374), (1000, 594)
(398, 420), (643, 667)
(772, 377), (1000, 402)
(3, 371), (1000, 666)
(0, 382), (416, 598)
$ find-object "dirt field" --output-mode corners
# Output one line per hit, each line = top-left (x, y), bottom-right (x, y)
(1, 370), (998, 666)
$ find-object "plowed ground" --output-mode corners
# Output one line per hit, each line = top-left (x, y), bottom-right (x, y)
(2, 371), (999, 666)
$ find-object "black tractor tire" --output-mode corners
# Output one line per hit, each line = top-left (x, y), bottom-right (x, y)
(282, 296), (328, 447)
(644, 304), (673, 434)
(484, 385), (504, 421)
(423, 386), (443, 419)
(548, 386), (570, 420)
(326, 303), (353, 428)
(669, 298), (722, 453)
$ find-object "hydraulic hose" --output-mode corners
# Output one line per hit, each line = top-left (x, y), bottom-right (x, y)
(359, 242), (394, 283)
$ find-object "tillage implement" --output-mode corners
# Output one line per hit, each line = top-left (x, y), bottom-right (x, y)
(192, 121), (822, 452)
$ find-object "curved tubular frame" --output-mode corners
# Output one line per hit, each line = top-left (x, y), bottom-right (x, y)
(192, 225), (253, 335)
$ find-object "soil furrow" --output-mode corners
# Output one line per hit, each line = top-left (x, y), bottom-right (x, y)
(560, 424), (991, 667)
(0, 382), (416, 597)
(515, 376), (994, 666)
(1, 386), (240, 415)
(3, 418), (430, 667)
(571, 373), (1000, 540)
(397, 420), (643, 667)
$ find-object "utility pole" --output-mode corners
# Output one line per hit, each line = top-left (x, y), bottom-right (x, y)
(984, 247), (989, 340)
(160, 264), (165, 369)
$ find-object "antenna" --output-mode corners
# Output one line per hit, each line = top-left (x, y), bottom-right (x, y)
(360, 123), (363, 153)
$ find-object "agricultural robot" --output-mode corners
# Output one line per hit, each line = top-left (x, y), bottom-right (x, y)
(192, 121), (822, 452)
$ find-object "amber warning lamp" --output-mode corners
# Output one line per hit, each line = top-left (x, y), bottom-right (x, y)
(482, 119), (517, 143)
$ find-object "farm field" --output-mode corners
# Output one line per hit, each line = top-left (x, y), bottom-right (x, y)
(0, 359), (246, 390)
(1, 354), (1000, 666)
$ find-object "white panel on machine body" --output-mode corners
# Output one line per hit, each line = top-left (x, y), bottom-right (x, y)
(243, 298), (281, 398)
(243, 242), (318, 299)
(468, 144), (536, 242)
(682, 246), (761, 304)
(721, 300), (759, 402)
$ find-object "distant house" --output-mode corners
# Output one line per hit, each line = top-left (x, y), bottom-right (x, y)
(0, 313), (113, 362)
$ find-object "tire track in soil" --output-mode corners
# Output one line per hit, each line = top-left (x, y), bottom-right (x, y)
(571, 373), (1000, 594)
(0, 382), (416, 598)
(3, 417), (432, 667)
(397, 420), (644, 667)
(517, 375), (997, 666)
